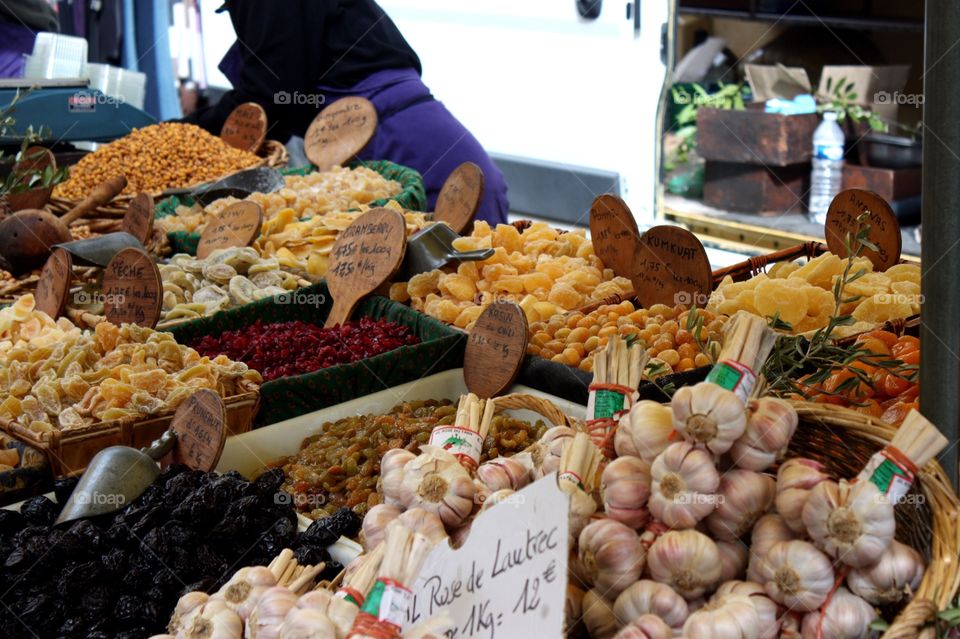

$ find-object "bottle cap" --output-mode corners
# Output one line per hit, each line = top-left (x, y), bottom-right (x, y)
(823, 111), (838, 121)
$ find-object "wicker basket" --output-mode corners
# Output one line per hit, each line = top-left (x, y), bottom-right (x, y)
(0, 390), (260, 478)
(787, 400), (960, 639)
(495, 392), (582, 430)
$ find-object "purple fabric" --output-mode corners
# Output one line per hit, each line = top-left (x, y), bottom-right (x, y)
(316, 68), (509, 225)
(218, 41), (243, 86)
(0, 21), (35, 78)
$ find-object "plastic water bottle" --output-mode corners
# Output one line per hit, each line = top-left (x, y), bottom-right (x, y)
(808, 111), (845, 224)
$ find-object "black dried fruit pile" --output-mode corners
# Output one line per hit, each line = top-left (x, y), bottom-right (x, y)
(0, 465), (360, 639)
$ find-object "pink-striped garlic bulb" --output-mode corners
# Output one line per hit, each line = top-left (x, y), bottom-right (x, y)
(715, 581), (779, 639)
(746, 514), (796, 583)
(706, 469), (776, 541)
(613, 580), (689, 630)
(398, 446), (476, 529)
(847, 539), (925, 605)
(730, 397), (798, 470)
(717, 540), (749, 583)
(533, 426), (575, 477)
(615, 400), (675, 461)
(379, 448), (415, 506)
(602, 455), (652, 529)
(612, 615), (674, 639)
(799, 587), (875, 639)
(801, 479), (895, 568)
(247, 586), (299, 639)
(582, 589), (618, 639)
(754, 540), (835, 612)
(683, 593), (759, 639)
(216, 566), (277, 620)
(646, 529), (722, 599)
(578, 519), (646, 598)
(476, 456), (531, 492)
(361, 503), (403, 551)
(671, 382), (747, 455)
(649, 442), (720, 529)
(775, 458), (831, 534)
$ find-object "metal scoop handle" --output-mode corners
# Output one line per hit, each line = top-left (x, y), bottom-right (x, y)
(451, 248), (495, 262)
(141, 429), (177, 460)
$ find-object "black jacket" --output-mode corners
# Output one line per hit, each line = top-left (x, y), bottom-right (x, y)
(184, 0), (421, 142)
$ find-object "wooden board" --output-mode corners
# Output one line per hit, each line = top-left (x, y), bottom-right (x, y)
(101, 247), (163, 328)
(164, 389), (227, 472)
(220, 102), (267, 153)
(632, 225), (713, 308)
(196, 201), (264, 259)
(35, 247), (72, 319)
(324, 207), (406, 328)
(825, 188), (902, 271)
(121, 192), (154, 245)
(304, 96), (378, 171)
(464, 302), (529, 399)
(589, 194), (640, 278)
(434, 161), (485, 234)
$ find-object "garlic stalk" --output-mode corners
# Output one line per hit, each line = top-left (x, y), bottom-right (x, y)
(578, 519), (645, 598)
(582, 589), (618, 639)
(671, 381), (747, 455)
(380, 448), (415, 507)
(649, 441), (720, 529)
(799, 587), (875, 639)
(169, 591), (210, 635)
(397, 508), (448, 545)
(559, 432), (602, 539)
(398, 445), (476, 529)
(614, 400), (675, 461)
(611, 615), (673, 639)
(361, 504), (402, 552)
(755, 540), (835, 612)
(601, 455), (652, 529)
(730, 397), (798, 471)
(801, 479), (895, 568)
(247, 586), (299, 639)
(278, 608), (338, 639)
(776, 458), (831, 534)
(717, 540), (749, 583)
(683, 593), (759, 639)
(847, 539), (925, 605)
(217, 566), (278, 620)
(715, 581), (779, 639)
(613, 580), (689, 630)
(706, 469), (776, 541)
(646, 529), (722, 599)
(477, 457), (531, 492)
(180, 599), (244, 639)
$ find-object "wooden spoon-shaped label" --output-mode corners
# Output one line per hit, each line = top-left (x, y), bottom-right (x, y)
(304, 96), (378, 171)
(35, 248), (73, 319)
(196, 201), (264, 259)
(121, 192), (154, 245)
(590, 194), (640, 279)
(825, 189), (901, 271)
(434, 162), (485, 234)
(163, 389), (227, 472)
(324, 207), (406, 328)
(102, 247), (163, 328)
(632, 225), (712, 309)
(464, 302), (529, 399)
(220, 102), (268, 153)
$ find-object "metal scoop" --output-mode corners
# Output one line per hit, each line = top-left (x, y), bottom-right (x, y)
(53, 231), (144, 267)
(400, 222), (494, 279)
(54, 430), (176, 525)
(162, 166), (285, 205)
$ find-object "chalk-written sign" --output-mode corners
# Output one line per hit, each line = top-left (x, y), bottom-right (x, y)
(825, 189), (901, 271)
(35, 248), (73, 319)
(102, 247), (162, 328)
(163, 389), (227, 472)
(304, 96), (378, 171)
(220, 102), (268, 153)
(434, 162), (485, 234)
(406, 474), (569, 639)
(324, 207), (407, 328)
(632, 225), (712, 309)
(589, 194), (640, 279)
(121, 192), (154, 245)
(464, 302), (529, 399)
(196, 201), (264, 259)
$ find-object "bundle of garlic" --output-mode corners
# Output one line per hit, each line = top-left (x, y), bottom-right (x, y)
(558, 432), (603, 538)
(587, 334), (647, 457)
(426, 393), (495, 472)
(396, 445), (476, 530)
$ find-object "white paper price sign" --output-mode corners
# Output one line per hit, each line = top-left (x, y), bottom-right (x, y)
(406, 474), (569, 638)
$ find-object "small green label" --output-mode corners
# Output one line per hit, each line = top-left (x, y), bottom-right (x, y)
(360, 580), (385, 616)
(594, 389), (625, 418)
(868, 457), (909, 494)
(706, 361), (743, 391)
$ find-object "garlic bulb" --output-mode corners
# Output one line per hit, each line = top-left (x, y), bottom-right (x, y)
(730, 397), (798, 471)
(800, 587), (875, 639)
(533, 426), (575, 477)
(169, 591), (210, 634)
(612, 615), (674, 639)
(582, 589), (618, 639)
(647, 529), (722, 599)
(602, 456), (652, 529)
(672, 382), (747, 455)
(614, 400), (675, 461)
(361, 504), (403, 551)
(848, 539), (925, 605)
(217, 566), (278, 620)
(649, 442), (720, 529)
(247, 586), (299, 639)
(706, 469), (776, 541)
(477, 457), (531, 492)
(776, 458), (831, 534)
(717, 540), (749, 583)
(181, 600), (244, 639)
(279, 608), (337, 639)
(380, 448), (415, 506)
(398, 446), (476, 529)
(397, 507), (448, 545)
(683, 593), (759, 639)
(801, 479), (895, 568)
(293, 591), (356, 638)
(613, 580), (689, 630)
(449, 520), (472, 548)
(565, 584), (585, 637)
(746, 514), (796, 583)
(568, 488), (599, 540)
(480, 488), (516, 513)
(578, 519), (646, 597)
(715, 581), (779, 639)
(755, 540), (835, 612)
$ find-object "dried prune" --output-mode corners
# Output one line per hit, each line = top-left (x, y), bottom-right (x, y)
(302, 507), (361, 546)
(19, 495), (58, 526)
(53, 476), (79, 505)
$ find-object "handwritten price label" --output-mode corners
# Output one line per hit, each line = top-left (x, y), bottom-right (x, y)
(435, 162), (485, 234)
(589, 194), (640, 279)
(102, 247), (162, 328)
(464, 302), (528, 399)
(825, 189), (901, 271)
(164, 389), (227, 472)
(631, 225), (712, 308)
(35, 248), (73, 319)
(121, 192), (155, 244)
(197, 201), (264, 259)
(220, 102), (267, 153)
(304, 96), (378, 171)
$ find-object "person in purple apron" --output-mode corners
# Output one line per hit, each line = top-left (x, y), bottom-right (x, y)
(184, 0), (508, 225)
(0, 1), (57, 78)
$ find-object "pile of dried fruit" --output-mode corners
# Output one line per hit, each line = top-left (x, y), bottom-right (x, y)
(190, 317), (421, 381)
(529, 301), (726, 375)
(53, 123), (260, 198)
(392, 221), (633, 330)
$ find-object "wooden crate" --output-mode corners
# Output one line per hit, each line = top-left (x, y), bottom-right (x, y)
(0, 391), (260, 478)
(697, 107), (819, 167)
(703, 161), (809, 214)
